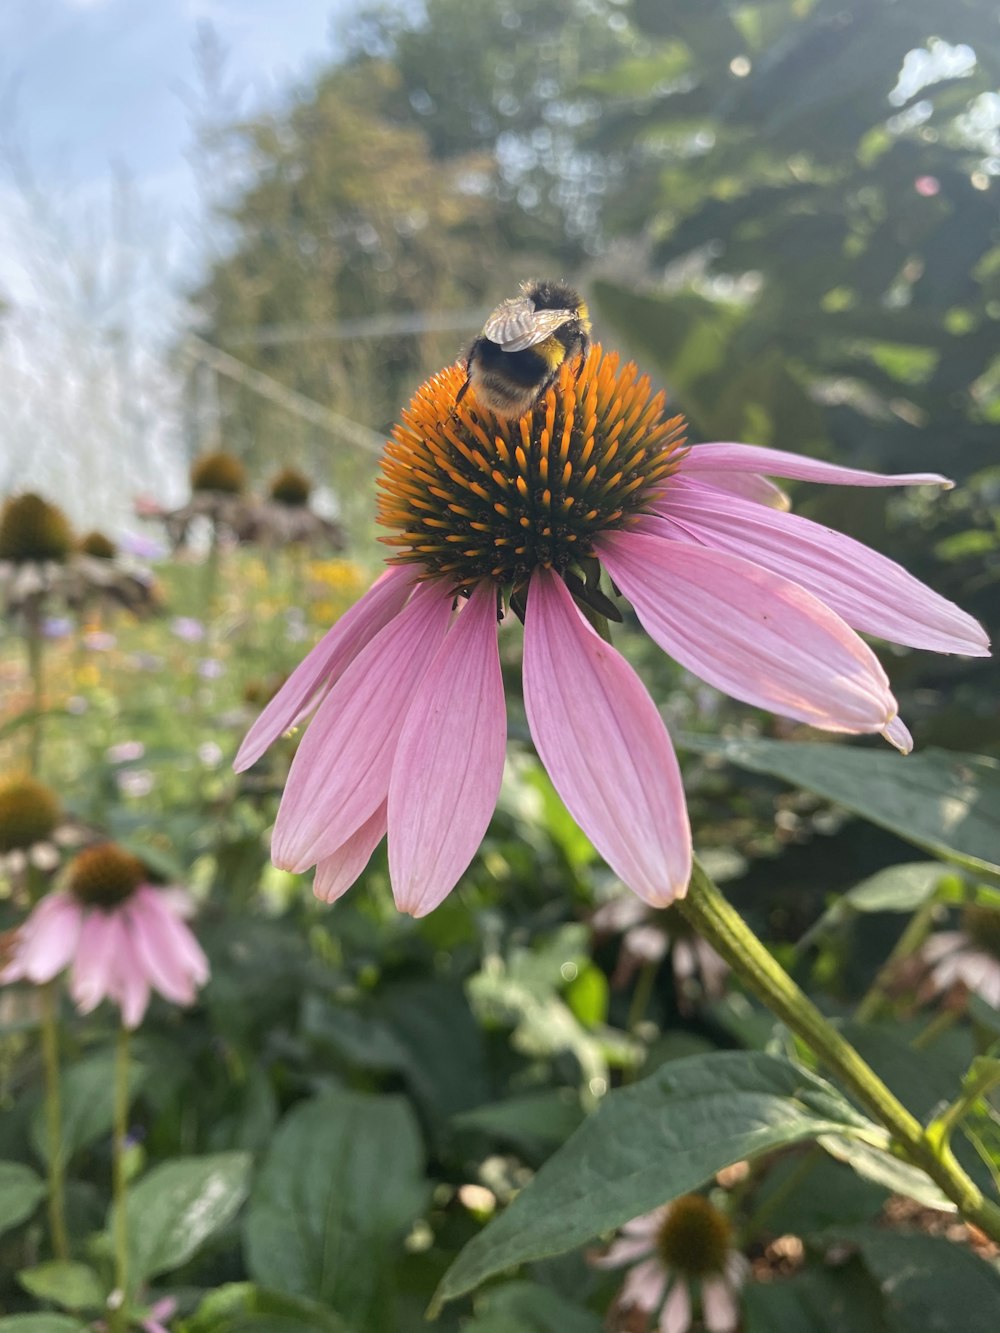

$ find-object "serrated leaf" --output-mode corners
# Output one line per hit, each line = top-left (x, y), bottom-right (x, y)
(680, 739), (1000, 880)
(17, 1262), (105, 1312)
(113, 1152), (251, 1289)
(0, 1160), (46, 1238)
(432, 1051), (873, 1310)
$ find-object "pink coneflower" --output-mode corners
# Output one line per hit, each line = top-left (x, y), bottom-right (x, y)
(592, 894), (729, 1005)
(235, 346), (988, 917)
(1, 843), (209, 1028)
(920, 905), (1000, 1010)
(592, 1195), (749, 1332)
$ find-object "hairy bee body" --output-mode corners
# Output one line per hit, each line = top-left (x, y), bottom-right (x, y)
(458, 279), (591, 421)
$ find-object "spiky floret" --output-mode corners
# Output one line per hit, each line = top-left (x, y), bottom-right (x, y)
(0, 494), (75, 563)
(269, 467), (312, 507)
(378, 345), (686, 590)
(65, 843), (146, 909)
(0, 777), (61, 852)
(656, 1195), (733, 1277)
(79, 531), (117, 560)
(190, 451), (247, 495)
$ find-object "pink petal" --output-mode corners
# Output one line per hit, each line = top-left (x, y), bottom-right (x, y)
(271, 580), (453, 872)
(9, 894), (83, 984)
(882, 715), (913, 755)
(389, 581), (507, 917)
(702, 1276), (739, 1333)
(680, 442), (952, 489)
(523, 569), (691, 907)
(678, 469), (789, 510)
(108, 918), (152, 1029)
(621, 1257), (668, 1312)
(124, 895), (198, 1006)
(132, 887), (210, 987)
(234, 565), (415, 771)
(598, 530), (897, 735)
(313, 803), (388, 903)
(69, 909), (121, 1015)
(652, 481), (989, 656)
(592, 1235), (656, 1268)
(660, 1279), (692, 1333)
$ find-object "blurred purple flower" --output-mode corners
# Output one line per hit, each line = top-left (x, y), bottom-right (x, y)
(197, 741), (224, 768)
(129, 652), (165, 672)
(171, 616), (206, 643)
(83, 631), (117, 651)
(42, 616), (74, 639)
(117, 770), (156, 798)
(197, 658), (226, 679)
(118, 530), (166, 561)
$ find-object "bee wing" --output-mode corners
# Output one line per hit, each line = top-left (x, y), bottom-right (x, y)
(483, 299), (577, 352)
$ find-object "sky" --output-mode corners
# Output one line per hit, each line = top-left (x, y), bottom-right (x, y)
(0, 0), (363, 521)
(0, 0), (356, 303)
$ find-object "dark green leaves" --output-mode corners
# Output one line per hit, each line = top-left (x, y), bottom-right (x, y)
(244, 1091), (426, 1332)
(433, 1052), (872, 1310)
(681, 739), (1000, 879)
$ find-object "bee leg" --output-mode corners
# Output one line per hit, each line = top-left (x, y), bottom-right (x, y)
(455, 377), (470, 406)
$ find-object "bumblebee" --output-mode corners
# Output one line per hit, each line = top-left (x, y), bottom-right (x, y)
(456, 279), (591, 421)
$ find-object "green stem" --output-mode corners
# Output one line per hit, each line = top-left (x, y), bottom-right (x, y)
(854, 896), (939, 1023)
(677, 860), (1000, 1243)
(109, 1023), (130, 1332)
(40, 983), (70, 1261)
(912, 1006), (961, 1051)
(25, 606), (45, 777)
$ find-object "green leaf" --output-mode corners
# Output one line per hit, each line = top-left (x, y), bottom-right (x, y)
(844, 1229), (1000, 1332)
(243, 1091), (426, 1331)
(464, 1281), (603, 1333)
(182, 1283), (351, 1333)
(17, 1262), (105, 1312)
(452, 1090), (585, 1148)
(30, 1050), (146, 1166)
(818, 1134), (953, 1211)
(742, 1260), (886, 1333)
(0, 1160), (46, 1238)
(432, 1051), (872, 1311)
(0, 1319), (89, 1333)
(679, 739), (1000, 880)
(114, 1152), (251, 1288)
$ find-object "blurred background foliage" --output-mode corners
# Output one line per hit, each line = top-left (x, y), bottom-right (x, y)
(3, 1), (1000, 1329)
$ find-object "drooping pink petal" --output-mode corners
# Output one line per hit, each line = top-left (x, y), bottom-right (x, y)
(5, 894), (83, 984)
(124, 895), (198, 1006)
(882, 715), (913, 755)
(313, 803), (387, 903)
(108, 917), (152, 1029)
(271, 580), (454, 872)
(389, 581), (507, 918)
(651, 480), (989, 656)
(234, 565), (415, 771)
(591, 1235), (656, 1269)
(130, 887), (210, 988)
(660, 1279), (692, 1333)
(69, 908), (121, 1015)
(677, 469), (789, 509)
(681, 442), (952, 489)
(523, 569), (691, 907)
(701, 1276), (740, 1333)
(598, 530), (897, 735)
(620, 1257), (668, 1313)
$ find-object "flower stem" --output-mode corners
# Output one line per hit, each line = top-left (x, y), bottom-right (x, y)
(853, 895), (938, 1023)
(677, 859), (1000, 1243)
(40, 982), (70, 1261)
(24, 605), (45, 776)
(110, 1023), (131, 1332)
